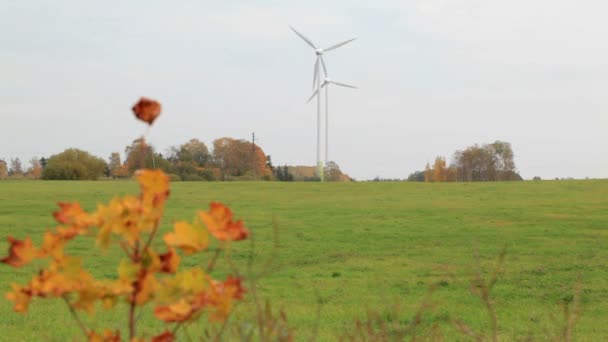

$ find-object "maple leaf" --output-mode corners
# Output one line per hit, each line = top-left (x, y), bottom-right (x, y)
(73, 286), (101, 314)
(221, 275), (246, 300)
(164, 221), (208, 255)
(204, 276), (246, 322)
(154, 298), (195, 322)
(199, 202), (249, 241)
(53, 202), (96, 229)
(158, 248), (180, 273)
(1, 236), (37, 267)
(96, 196), (145, 248)
(137, 169), (170, 210)
(134, 271), (157, 305)
(88, 329), (121, 342)
(5, 284), (31, 312)
(132, 97), (161, 125)
(39, 231), (67, 259)
(118, 258), (141, 284)
(152, 330), (175, 342)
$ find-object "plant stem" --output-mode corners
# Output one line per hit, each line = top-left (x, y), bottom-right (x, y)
(129, 298), (136, 340)
(206, 249), (221, 273)
(62, 295), (89, 339)
(129, 241), (140, 340)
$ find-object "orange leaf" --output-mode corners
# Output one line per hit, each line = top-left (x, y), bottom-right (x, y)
(199, 202), (249, 241)
(159, 248), (180, 273)
(134, 271), (157, 305)
(53, 202), (97, 233)
(39, 231), (66, 259)
(88, 329), (121, 342)
(154, 299), (194, 322)
(1, 237), (37, 267)
(152, 331), (175, 342)
(5, 284), (31, 312)
(222, 275), (246, 300)
(132, 97), (161, 125)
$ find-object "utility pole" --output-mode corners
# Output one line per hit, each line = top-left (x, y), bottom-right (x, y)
(251, 132), (258, 180)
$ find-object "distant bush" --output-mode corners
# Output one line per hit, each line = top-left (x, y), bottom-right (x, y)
(42, 148), (107, 180)
(407, 171), (425, 182)
(166, 173), (181, 182)
(182, 174), (205, 181)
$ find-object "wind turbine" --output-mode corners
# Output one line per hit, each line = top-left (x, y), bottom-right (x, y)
(306, 77), (357, 169)
(290, 26), (356, 181)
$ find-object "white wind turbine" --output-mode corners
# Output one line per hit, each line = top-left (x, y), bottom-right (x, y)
(306, 77), (357, 169)
(290, 26), (356, 181)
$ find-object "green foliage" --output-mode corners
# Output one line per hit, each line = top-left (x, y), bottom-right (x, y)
(407, 170), (425, 182)
(42, 148), (107, 180)
(166, 173), (182, 182)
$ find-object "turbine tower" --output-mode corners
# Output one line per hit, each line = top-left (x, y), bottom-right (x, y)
(306, 77), (357, 168)
(290, 26), (355, 181)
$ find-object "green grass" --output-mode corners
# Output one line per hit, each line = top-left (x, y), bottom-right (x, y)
(0, 180), (607, 341)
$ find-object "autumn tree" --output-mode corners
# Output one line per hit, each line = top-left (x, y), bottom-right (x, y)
(325, 161), (350, 182)
(212, 137), (271, 179)
(172, 138), (210, 166)
(0, 159), (7, 180)
(10, 158), (23, 176)
(165, 139), (216, 181)
(451, 141), (521, 181)
(424, 162), (433, 182)
(124, 139), (171, 175)
(42, 149), (107, 180)
(433, 156), (447, 182)
(108, 152), (122, 177)
(28, 158), (42, 179)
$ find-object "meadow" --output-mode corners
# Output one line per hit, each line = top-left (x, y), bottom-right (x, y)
(0, 179), (606, 341)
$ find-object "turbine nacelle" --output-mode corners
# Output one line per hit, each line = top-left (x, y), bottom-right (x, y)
(315, 48), (324, 55)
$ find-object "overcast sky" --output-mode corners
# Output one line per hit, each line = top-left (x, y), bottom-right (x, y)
(1, 0), (606, 180)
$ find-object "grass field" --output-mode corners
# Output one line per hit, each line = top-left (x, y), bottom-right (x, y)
(0, 179), (607, 341)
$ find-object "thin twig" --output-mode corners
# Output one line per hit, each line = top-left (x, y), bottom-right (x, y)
(141, 219), (160, 254)
(206, 248), (222, 273)
(119, 241), (132, 257)
(212, 301), (240, 342)
(62, 295), (89, 339)
(129, 241), (140, 340)
(247, 233), (265, 341)
(172, 322), (184, 336)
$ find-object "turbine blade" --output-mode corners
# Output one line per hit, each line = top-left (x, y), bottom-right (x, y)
(320, 56), (328, 77)
(289, 26), (316, 49)
(324, 38), (356, 52)
(331, 81), (357, 89)
(312, 58), (319, 90)
(306, 88), (319, 103)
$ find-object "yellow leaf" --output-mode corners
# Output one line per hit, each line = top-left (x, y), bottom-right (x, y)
(135, 271), (157, 305)
(118, 258), (140, 283)
(164, 221), (208, 255)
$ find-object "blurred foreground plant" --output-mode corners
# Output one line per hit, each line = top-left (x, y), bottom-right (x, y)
(1, 98), (249, 341)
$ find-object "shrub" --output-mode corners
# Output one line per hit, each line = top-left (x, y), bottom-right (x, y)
(42, 148), (106, 180)
(166, 173), (181, 182)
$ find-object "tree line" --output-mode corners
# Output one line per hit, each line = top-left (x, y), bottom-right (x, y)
(408, 141), (523, 182)
(1, 137), (350, 181)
